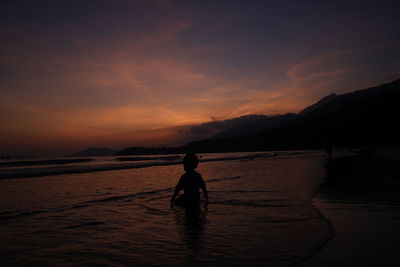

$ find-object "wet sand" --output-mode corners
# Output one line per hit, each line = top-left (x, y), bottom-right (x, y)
(302, 147), (400, 267)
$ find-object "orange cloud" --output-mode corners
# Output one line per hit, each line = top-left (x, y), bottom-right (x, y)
(2, 2), (399, 156)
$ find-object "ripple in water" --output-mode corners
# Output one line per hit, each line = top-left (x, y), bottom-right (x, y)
(0, 152), (332, 266)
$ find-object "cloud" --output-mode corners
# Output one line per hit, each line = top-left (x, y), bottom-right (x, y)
(1, 1), (400, 156)
(279, 44), (400, 107)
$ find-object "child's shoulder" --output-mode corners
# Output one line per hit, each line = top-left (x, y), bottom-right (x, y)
(183, 170), (202, 177)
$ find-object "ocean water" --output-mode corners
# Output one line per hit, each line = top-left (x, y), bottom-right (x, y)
(0, 151), (331, 266)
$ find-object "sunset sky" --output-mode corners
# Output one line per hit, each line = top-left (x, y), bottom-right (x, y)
(1, 0), (400, 156)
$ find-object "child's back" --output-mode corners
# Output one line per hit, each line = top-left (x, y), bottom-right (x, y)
(176, 169), (205, 203)
(171, 153), (208, 206)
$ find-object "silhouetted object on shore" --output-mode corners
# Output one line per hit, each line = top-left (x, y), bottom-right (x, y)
(171, 153), (208, 208)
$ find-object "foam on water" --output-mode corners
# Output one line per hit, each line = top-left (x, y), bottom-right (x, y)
(0, 151), (311, 179)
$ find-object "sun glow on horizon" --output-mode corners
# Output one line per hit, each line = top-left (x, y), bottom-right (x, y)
(1, 1), (399, 156)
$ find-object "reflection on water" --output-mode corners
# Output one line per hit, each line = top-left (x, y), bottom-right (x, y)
(174, 205), (208, 265)
(0, 152), (332, 266)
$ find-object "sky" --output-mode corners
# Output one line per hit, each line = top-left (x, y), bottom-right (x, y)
(1, 0), (400, 156)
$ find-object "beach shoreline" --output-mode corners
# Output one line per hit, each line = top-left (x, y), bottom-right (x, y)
(0, 151), (331, 266)
(0, 150), (317, 180)
(301, 147), (400, 266)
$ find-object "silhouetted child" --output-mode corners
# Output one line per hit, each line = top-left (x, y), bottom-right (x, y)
(171, 153), (208, 207)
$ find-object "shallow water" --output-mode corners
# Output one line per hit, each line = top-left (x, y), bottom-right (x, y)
(0, 152), (330, 266)
(0, 151), (306, 179)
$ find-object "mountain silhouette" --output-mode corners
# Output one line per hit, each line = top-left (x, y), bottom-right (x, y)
(299, 93), (338, 115)
(213, 113), (296, 139)
(117, 78), (400, 155)
(184, 114), (271, 140)
(180, 78), (400, 152)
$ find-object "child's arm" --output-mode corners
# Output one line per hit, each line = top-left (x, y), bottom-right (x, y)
(170, 187), (180, 206)
(200, 176), (208, 203)
(170, 176), (183, 206)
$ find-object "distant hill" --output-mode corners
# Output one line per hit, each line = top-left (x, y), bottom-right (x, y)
(299, 93), (338, 115)
(180, 78), (400, 152)
(185, 114), (270, 140)
(69, 147), (117, 157)
(213, 113), (296, 139)
(117, 78), (400, 154)
(116, 115), (279, 155)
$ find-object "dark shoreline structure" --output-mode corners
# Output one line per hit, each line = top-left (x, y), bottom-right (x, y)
(118, 79), (400, 155)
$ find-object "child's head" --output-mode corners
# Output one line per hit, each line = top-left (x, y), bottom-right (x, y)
(183, 153), (198, 171)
